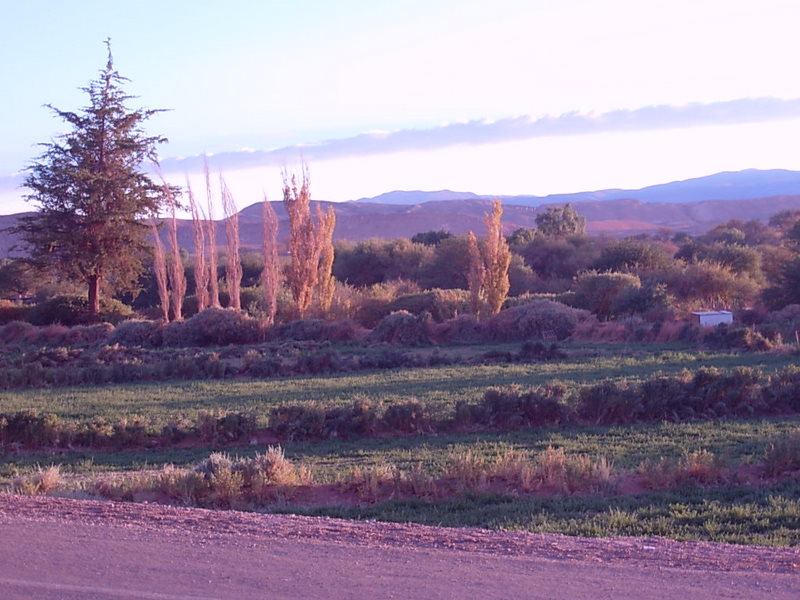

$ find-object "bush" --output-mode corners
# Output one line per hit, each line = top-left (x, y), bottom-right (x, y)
(0, 320), (35, 344)
(486, 299), (591, 341)
(27, 295), (133, 326)
(366, 311), (432, 346)
(0, 304), (31, 325)
(109, 319), (164, 347)
(268, 319), (367, 343)
(382, 401), (432, 434)
(385, 289), (470, 323)
(161, 308), (263, 347)
(430, 314), (484, 344)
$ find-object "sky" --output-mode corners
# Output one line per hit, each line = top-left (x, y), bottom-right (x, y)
(2, 0), (800, 214)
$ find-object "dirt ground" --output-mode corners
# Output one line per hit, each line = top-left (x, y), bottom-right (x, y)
(1, 494), (798, 599)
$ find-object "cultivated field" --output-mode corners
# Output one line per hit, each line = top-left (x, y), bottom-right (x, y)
(2, 339), (800, 547)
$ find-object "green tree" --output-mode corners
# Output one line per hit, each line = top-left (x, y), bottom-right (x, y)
(12, 42), (169, 316)
(534, 203), (586, 238)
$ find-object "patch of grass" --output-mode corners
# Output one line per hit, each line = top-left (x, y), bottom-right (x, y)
(278, 480), (800, 546)
(0, 349), (794, 429)
(4, 418), (798, 483)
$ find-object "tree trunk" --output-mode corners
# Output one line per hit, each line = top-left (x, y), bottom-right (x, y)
(88, 274), (101, 316)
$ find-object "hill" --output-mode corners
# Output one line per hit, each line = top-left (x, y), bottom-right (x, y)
(352, 169), (800, 206)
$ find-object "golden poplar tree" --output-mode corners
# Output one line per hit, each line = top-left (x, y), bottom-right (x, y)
(482, 199), (511, 317)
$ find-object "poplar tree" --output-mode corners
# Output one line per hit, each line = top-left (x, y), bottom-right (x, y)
(14, 41), (169, 315)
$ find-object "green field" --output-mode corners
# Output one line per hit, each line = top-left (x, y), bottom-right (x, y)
(0, 347), (794, 426)
(2, 344), (800, 546)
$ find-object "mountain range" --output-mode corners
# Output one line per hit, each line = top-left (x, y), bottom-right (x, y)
(354, 169), (800, 206)
(3, 168), (800, 256)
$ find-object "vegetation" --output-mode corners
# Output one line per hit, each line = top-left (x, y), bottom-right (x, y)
(11, 42), (170, 315)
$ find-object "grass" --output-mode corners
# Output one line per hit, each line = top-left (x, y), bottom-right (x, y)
(4, 417), (798, 482)
(3, 343), (798, 545)
(0, 347), (794, 427)
(281, 481), (800, 546)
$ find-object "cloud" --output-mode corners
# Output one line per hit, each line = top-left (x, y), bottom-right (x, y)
(160, 97), (800, 173)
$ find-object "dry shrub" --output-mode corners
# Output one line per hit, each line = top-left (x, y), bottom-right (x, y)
(444, 450), (487, 490)
(345, 464), (394, 502)
(763, 433), (800, 477)
(13, 465), (61, 495)
(489, 449), (536, 492)
(638, 450), (730, 489)
(534, 447), (616, 494)
(486, 299), (591, 342)
(394, 462), (436, 497)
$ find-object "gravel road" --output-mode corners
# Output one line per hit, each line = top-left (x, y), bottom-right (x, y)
(1, 494), (798, 599)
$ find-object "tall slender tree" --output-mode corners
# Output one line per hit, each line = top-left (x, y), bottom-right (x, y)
(482, 199), (511, 316)
(167, 197), (187, 321)
(261, 195), (280, 325)
(466, 231), (485, 317)
(187, 181), (209, 312)
(315, 204), (336, 315)
(13, 41), (169, 316)
(204, 161), (221, 308)
(149, 219), (169, 323)
(221, 177), (242, 310)
(283, 168), (321, 318)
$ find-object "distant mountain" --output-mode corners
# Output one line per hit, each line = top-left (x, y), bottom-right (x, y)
(353, 190), (482, 204)
(353, 169), (800, 206)
(4, 169), (800, 257)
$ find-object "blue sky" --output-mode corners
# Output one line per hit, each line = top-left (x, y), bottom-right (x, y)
(3, 0), (800, 213)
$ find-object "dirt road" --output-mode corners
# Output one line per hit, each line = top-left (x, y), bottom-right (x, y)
(1, 494), (798, 599)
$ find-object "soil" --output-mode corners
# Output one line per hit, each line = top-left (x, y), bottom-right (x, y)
(1, 494), (798, 599)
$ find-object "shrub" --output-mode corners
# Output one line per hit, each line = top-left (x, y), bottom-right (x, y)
(385, 289), (470, 323)
(268, 404), (326, 440)
(486, 299), (590, 342)
(763, 433), (800, 477)
(576, 380), (640, 425)
(27, 295), (133, 326)
(2, 411), (63, 447)
(268, 318), (366, 343)
(473, 383), (569, 429)
(366, 311), (432, 346)
(569, 271), (641, 319)
(382, 401), (432, 434)
(13, 465), (61, 495)
(197, 411), (257, 444)
(108, 320), (164, 347)
(161, 307), (263, 347)
(61, 323), (115, 346)
(0, 320), (35, 344)
(430, 314), (484, 344)
(0, 304), (31, 325)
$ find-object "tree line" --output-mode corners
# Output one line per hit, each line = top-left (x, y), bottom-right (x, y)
(7, 44), (800, 328)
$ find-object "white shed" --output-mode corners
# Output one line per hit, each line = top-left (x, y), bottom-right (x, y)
(691, 310), (733, 327)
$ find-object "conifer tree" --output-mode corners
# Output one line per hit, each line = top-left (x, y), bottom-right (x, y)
(14, 41), (169, 315)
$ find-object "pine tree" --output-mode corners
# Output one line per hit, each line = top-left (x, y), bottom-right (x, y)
(14, 41), (169, 315)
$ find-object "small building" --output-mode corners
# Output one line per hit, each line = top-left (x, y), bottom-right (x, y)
(691, 310), (733, 327)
